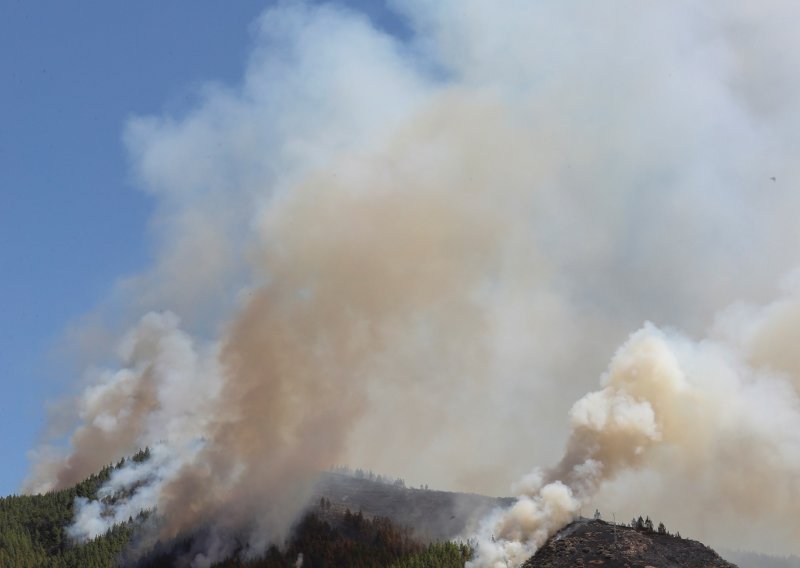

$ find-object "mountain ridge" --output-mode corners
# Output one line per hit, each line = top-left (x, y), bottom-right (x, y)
(0, 462), (786, 567)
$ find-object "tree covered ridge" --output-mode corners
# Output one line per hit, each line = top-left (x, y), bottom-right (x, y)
(0, 451), (470, 567)
(0, 453), (146, 568)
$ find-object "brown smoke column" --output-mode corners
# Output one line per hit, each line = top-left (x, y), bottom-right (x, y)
(155, 97), (528, 549)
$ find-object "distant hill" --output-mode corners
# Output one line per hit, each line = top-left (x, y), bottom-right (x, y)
(313, 471), (513, 541)
(523, 518), (736, 568)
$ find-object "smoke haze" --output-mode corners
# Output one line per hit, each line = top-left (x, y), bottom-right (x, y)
(25, 0), (800, 564)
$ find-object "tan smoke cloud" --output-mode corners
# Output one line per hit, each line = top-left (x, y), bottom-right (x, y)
(470, 319), (800, 566)
(24, 0), (800, 563)
(149, 93), (546, 558)
(25, 312), (221, 495)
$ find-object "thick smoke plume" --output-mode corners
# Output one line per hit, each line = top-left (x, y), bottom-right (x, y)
(24, 0), (800, 564)
(469, 317), (800, 566)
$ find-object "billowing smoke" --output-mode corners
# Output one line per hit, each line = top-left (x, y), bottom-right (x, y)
(469, 315), (800, 566)
(24, 0), (800, 564)
(27, 312), (221, 494)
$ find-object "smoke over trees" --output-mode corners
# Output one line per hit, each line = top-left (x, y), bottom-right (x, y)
(20, 0), (800, 565)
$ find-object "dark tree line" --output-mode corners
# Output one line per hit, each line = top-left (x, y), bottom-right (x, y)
(210, 508), (471, 568)
(629, 515), (680, 539)
(328, 466), (409, 488)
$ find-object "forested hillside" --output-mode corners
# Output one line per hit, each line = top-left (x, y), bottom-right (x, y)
(137, 508), (471, 568)
(0, 450), (149, 567)
(5, 456), (790, 568)
(0, 454), (470, 567)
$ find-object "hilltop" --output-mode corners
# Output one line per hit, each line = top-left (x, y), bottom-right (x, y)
(524, 518), (736, 568)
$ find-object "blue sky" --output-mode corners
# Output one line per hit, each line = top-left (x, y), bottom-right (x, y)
(0, 0), (405, 496)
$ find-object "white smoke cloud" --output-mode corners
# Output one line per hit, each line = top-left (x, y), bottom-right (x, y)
(25, 0), (800, 563)
(68, 442), (198, 541)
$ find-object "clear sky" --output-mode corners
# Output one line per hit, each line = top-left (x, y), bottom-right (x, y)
(0, 0), (405, 497)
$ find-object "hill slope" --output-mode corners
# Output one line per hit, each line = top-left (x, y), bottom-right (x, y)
(0, 459), (140, 567)
(313, 472), (513, 541)
(524, 519), (736, 568)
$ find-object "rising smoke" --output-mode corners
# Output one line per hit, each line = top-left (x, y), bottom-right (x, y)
(25, 0), (800, 565)
(469, 318), (800, 566)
